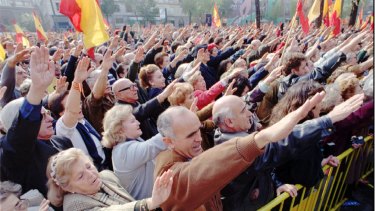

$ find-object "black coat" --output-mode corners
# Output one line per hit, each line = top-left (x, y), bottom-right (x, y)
(0, 114), (58, 196)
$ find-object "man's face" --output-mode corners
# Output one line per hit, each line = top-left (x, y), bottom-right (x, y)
(295, 60), (310, 76)
(202, 49), (210, 62)
(228, 99), (253, 132)
(115, 80), (139, 103)
(15, 66), (28, 86)
(169, 111), (203, 159)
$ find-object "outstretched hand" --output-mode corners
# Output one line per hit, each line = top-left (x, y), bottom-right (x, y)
(30, 46), (55, 90)
(73, 57), (92, 83)
(255, 91), (326, 148)
(327, 93), (364, 123)
(149, 169), (174, 210)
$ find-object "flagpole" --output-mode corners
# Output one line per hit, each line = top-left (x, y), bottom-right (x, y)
(278, 0), (307, 66)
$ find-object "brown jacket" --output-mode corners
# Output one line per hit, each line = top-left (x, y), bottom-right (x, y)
(154, 133), (263, 211)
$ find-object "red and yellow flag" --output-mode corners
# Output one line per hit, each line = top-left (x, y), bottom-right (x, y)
(32, 12), (48, 41)
(13, 23), (30, 48)
(0, 44), (6, 61)
(331, 0), (342, 36)
(212, 3), (222, 28)
(59, 0), (109, 54)
(308, 0), (321, 24)
(296, 0), (310, 35)
(322, 0), (332, 27)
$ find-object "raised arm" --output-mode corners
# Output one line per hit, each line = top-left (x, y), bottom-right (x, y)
(61, 57), (92, 128)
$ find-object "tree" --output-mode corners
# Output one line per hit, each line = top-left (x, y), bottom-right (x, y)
(101, 0), (120, 20)
(255, 0), (261, 28)
(348, 0), (360, 26)
(136, 0), (159, 25)
(180, 0), (197, 24)
(18, 13), (34, 32)
(123, 0), (158, 25)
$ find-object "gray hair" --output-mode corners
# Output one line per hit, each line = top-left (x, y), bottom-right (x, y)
(213, 107), (234, 126)
(361, 70), (373, 99)
(157, 106), (190, 139)
(174, 63), (190, 79)
(321, 83), (343, 113)
(0, 98), (25, 133)
(86, 69), (102, 89)
(19, 78), (32, 97)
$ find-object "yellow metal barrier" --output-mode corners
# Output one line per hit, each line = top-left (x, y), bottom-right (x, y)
(258, 136), (374, 211)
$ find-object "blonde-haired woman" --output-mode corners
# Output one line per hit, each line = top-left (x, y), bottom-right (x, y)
(46, 148), (173, 210)
(102, 105), (167, 200)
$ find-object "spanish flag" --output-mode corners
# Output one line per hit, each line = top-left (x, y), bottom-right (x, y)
(212, 3), (222, 28)
(308, 0), (321, 24)
(59, 0), (109, 51)
(331, 0), (342, 36)
(0, 44), (6, 62)
(13, 23), (30, 48)
(322, 0), (332, 27)
(296, 0), (310, 35)
(32, 12), (48, 41)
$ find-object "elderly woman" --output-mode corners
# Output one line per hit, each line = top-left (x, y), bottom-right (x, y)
(101, 105), (167, 200)
(138, 64), (166, 99)
(46, 148), (173, 210)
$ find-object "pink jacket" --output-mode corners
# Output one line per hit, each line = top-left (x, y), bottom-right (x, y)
(194, 81), (225, 110)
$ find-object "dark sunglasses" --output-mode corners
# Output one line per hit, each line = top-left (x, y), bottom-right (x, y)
(118, 83), (137, 92)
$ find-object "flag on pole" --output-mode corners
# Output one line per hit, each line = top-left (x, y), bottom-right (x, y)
(0, 44), (6, 61)
(59, 0), (109, 59)
(357, 5), (363, 28)
(13, 22), (30, 48)
(308, 0), (322, 24)
(331, 0), (342, 36)
(212, 3), (222, 28)
(296, 0), (310, 35)
(322, 0), (332, 27)
(32, 12), (48, 41)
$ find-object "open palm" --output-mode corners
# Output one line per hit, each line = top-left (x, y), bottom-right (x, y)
(29, 46), (55, 90)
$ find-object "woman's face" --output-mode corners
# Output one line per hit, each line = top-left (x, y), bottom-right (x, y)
(150, 70), (166, 89)
(122, 114), (142, 139)
(181, 92), (194, 108)
(64, 156), (101, 195)
(194, 75), (207, 91)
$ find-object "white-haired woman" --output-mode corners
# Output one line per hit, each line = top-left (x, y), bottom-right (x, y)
(46, 148), (173, 210)
(102, 105), (167, 200)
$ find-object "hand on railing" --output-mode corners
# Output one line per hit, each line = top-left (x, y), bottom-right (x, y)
(321, 155), (340, 167)
(276, 184), (298, 197)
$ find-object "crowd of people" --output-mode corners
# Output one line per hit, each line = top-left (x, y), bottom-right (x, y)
(0, 20), (373, 211)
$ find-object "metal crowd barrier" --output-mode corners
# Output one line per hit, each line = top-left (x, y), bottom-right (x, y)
(258, 136), (374, 211)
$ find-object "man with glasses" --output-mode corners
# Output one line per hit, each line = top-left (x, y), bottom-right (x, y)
(112, 78), (175, 140)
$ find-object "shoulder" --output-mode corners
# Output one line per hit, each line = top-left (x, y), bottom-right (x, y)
(100, 170), (123, 185)
(63, 193), (105, 211)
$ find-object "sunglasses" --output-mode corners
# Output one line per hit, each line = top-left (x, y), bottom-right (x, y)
(118, 83), (137, 92)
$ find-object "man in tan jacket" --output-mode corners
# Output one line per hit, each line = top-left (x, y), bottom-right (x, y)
(154, 91), (325, 211)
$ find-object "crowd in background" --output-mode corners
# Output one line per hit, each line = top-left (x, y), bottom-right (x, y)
(0, 21), (373, 210)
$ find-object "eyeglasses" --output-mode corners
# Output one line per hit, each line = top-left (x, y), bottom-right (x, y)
(118, 83), (137, 92)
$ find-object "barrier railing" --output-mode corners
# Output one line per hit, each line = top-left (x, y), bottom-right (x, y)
(258, 136), (374, 211)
